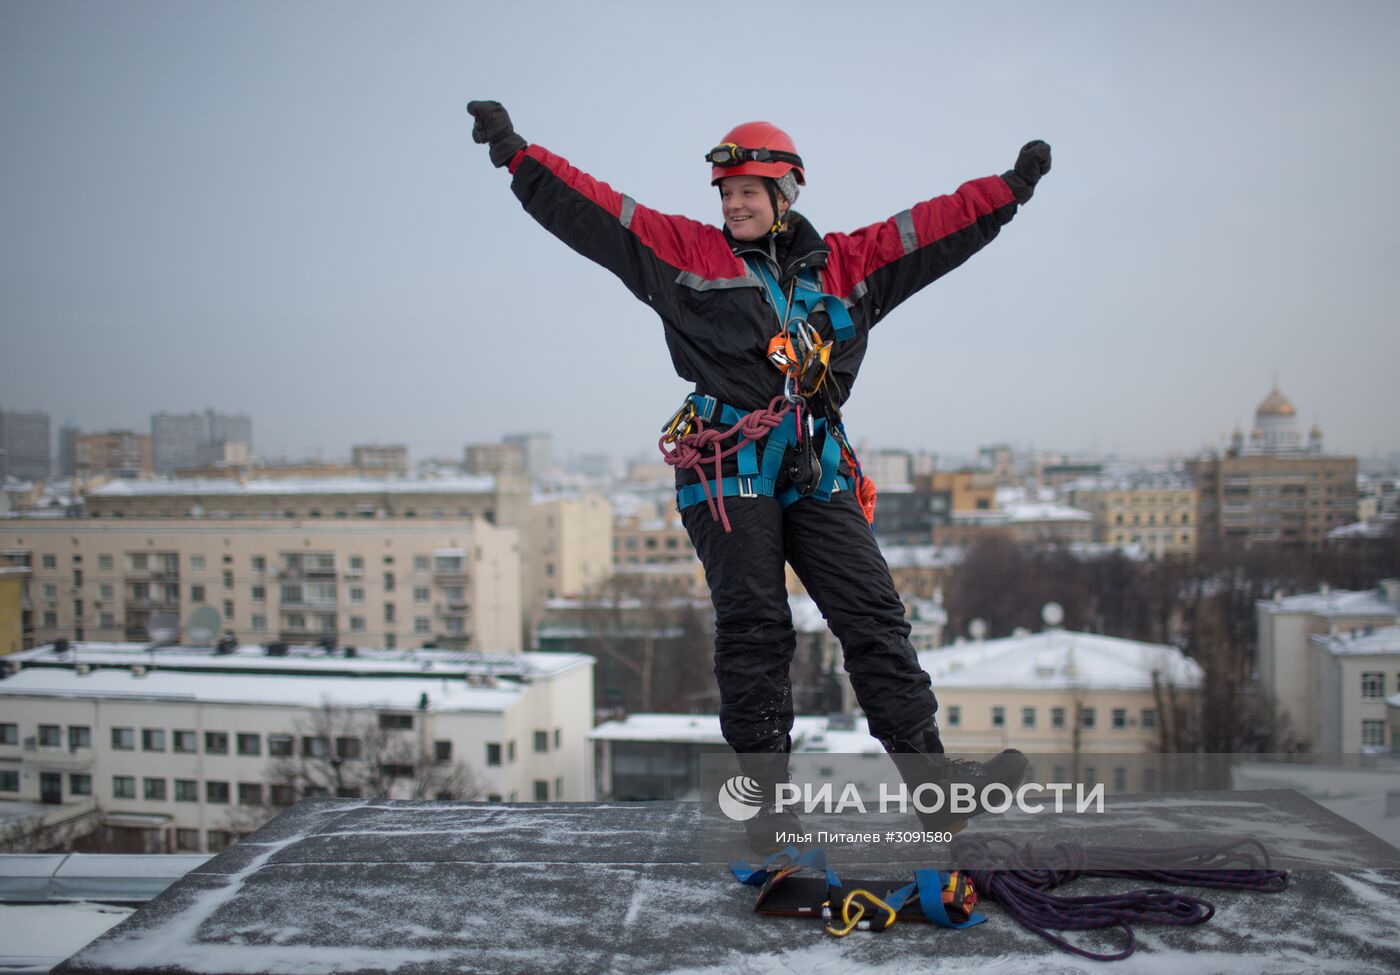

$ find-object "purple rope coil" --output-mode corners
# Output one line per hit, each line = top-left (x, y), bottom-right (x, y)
(950, 836), (1289, 962)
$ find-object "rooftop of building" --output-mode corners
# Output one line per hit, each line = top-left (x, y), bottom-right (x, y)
(918, 629), (1203, 692)
(0, 666), (534, 713)
(1311, 625), (1400, 657)
(85, 475), (498, 498)
(41, 797), (1400, 975)
(4, 641), (593, 682)
(1257, 585), (1400, 618)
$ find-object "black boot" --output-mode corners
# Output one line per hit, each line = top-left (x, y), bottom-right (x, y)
(735, 740), (804, 856)
(880, 717), (1029, 834)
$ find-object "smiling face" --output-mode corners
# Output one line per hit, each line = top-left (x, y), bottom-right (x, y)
(719, 174), (789, 241)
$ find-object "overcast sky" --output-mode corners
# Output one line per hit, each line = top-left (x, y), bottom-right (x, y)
(2, 1), (1397, 466)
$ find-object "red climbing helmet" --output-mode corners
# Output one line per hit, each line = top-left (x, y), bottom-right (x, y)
(706, 121), (805, 186)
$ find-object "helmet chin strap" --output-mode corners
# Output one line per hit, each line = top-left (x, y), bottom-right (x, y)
(765, 179), (784, 236)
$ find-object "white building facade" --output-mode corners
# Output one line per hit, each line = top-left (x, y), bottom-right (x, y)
(0, 643), (594, 853)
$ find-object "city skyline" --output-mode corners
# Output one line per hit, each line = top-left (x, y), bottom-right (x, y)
(3, 2), (1398, 462)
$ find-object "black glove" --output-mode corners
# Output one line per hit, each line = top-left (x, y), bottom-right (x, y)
(467, 100), (528, 168)
(1001, 140), (1051, 204)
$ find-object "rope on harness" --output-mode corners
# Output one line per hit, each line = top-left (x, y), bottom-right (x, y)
(659, 395), (792, 533)
(950, 835), (1290, 962)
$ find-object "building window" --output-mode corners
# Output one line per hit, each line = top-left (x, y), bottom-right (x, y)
(1112, 709), (1127, 730)
(414, 587), (430, 604)
(67, 726), (92, 750)
(176, 829), (201, 852)
(142, 729), (166, 752)
(534, 731), (549, 754)
(350, 556), (365, 571)
(223, 600), (235, 620)
(1113, 767), (1128, 792)
(1051, 708), (1066, 730)
(252, 556), (267, 573)
(38, 725), (61, 748)
(554, 729), (561, 750)
(1080, 708), (1097, 730)
(144, 777), (167, 801)
(190, 584), (205, 602)
(0, 770), (18, 792)
(1362, 720), (1387, 749)
(207, 830), (233, 852)
(69, 774), (92, 796)
(533, 780), (549, 802)
(1361, 673), (1385, 699)
(384, 603), (396, 624)
(555, 777), (564, 799)
(414, 617), (431, 634)
(42, 554), (56, 569)
(252, 586), (266, 602)
(336, 737), (362, 760)
(99, 554), (114, 570)
(508, 740), (516, 763)
(173, 730), (198, 753)
(1141, 709), (1157, 730)
(350, 616), (366, 633)
(1021, 707), (1036, 729)
(175, 779), (199, 802)
(302, 736), (329, 759)
(251, 615), (267, 632)
(112, 727), (135, 750)
(239, 783), (264, 806)
(43, 611), (57, 628)
(237, 733), (261, 756)
(112, 776), (136, 799)
(191, 555), (205, 572)
(99, 583), (114, 600)
(944, 707), (961, 728)
(271, 784), (296, 807)
(434, 740), (452, 764)
(268, 735), (294, 757)
(205, 731), (229, 755)
(223, 570), (234, 590)
(414, 555), (430, 571)
(990, 707), (1005, 728)
(486, 742), (502, 767)
(0, 723), (17, 746)
(379, 764), (411, 779)
(206, 781), (230, 804)
(379, 714), (413, 731)
(383, 572), (396, 593)
(349, 586), (364, 604)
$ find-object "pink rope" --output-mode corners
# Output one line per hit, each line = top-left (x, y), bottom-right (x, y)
(659, 396), (791, 532)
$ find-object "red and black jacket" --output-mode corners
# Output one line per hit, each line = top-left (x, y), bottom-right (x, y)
(507, 144), (1018, 416)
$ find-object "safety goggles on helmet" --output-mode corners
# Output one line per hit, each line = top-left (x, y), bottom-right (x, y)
(705, 143), (805, 170)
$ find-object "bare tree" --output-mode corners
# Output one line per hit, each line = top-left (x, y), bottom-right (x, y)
(226, 704), (486, 835)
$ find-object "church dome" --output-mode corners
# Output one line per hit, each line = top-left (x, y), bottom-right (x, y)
(1256, 386), (1296, 417)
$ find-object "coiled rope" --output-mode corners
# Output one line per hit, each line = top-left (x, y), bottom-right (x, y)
(950, 835), (1289, 961)
(659, 395), (791, 533)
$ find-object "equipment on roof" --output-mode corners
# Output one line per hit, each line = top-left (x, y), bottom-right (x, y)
(732, 839), (1290, 962)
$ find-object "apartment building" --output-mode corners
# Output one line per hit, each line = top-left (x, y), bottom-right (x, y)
(0, 562), (28, 655)
(1256, 582), (1400, 749)
(0, 519), (522, 652)
(1, 409), (51, 482)
(1065, 474), (1199, 559)
(71, 431), (154, 480)
(917, 629), (1203, 753)
(0, 642), (594, 852)
(526, 493), (613, 639)
(1311, 626), (1400, 752)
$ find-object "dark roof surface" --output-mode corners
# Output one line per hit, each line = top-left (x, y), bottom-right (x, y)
(54, 797), (1400, 975)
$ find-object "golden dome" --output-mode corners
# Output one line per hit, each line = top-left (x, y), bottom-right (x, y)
(1256, 386), (1296, 417)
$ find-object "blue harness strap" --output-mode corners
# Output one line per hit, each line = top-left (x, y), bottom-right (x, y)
(746, 256), (855, 340)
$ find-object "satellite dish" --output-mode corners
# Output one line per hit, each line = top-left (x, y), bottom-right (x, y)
(185, 605), (222, 645)
(968, 618), (988, 641)
(146, 612), (180, 645)
(1042, 602), (1065, 628)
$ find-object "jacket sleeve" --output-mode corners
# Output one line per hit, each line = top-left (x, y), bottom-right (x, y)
(506, 145), (741, 320)
(820, 175), (1019, 327)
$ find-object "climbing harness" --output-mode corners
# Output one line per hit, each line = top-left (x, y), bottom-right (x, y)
(731, 846), (984, 937)
(730, 838), (1289, 962)
(657, 254), (879, 531)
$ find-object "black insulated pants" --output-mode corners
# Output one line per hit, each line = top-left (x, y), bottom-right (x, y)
(682, 486), (938, 752)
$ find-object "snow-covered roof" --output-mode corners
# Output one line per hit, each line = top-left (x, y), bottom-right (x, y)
(1258, 587), (1400, 618)
(1310, 625), (1400, 657)
(1327, 520), (1394, 540)
(588, 714), (868, 750)
(1002, 501), (1093, 523)
(86, 476), (496, 497)
(917, 629), (1203, 691)
(0, 667), (528, 713)
(879, 544), (964, 569)
(1062, 473), (1196, 493)
(7, 641), (591, 681)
